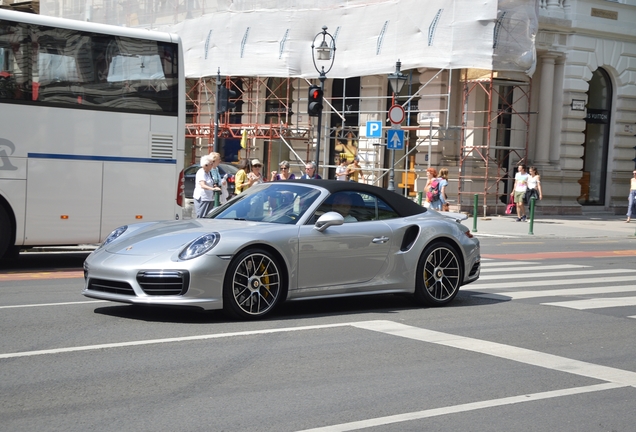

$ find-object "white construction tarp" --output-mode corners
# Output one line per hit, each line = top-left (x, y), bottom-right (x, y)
(162, 0), (501, 79)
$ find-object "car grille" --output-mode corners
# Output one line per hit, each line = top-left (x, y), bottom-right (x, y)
(136, 271), (189, 296)
(469, 261), (480, 278)
(88, 279), (135, 295)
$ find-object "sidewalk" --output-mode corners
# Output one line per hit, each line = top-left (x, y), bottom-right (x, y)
(465, 213), (636, 239)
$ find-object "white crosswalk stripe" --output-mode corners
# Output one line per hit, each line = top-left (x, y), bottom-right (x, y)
(480, 264), (589, 273)
(470, 259), (636, 318)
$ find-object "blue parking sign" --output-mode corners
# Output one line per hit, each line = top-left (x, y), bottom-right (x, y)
(366, 121), (382, 138)
(387, 129), (404, 150)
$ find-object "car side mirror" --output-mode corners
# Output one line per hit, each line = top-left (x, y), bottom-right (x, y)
(314, 211), (344, 232)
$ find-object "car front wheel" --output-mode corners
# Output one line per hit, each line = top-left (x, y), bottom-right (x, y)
(223, 248), (283, 319)
(415, 242), (462, 306)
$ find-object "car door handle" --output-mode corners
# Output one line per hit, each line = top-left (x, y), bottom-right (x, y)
(372, 236), (389, 244)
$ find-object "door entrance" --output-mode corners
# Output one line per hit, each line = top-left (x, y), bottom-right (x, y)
(578, 68), (612, 206)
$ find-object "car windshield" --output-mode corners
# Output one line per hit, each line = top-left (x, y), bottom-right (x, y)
(206, 183), (322, 224)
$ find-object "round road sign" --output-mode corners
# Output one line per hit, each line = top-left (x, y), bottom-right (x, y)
(388, 105), (405, 124)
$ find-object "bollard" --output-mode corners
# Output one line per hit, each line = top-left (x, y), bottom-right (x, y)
(472, 194), (478, 232)
(418, 191), (423, 206)
(528, 197), (536, 235)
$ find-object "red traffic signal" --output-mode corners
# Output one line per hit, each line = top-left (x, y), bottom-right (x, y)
(307, 85), (323, 117)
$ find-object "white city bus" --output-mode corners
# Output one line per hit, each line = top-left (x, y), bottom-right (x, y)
(0, 9), (185, 261)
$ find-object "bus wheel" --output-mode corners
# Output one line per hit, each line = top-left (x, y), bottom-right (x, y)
(0, 206), (16, 262)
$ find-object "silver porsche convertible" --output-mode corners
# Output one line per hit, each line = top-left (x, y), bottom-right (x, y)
(83, 180), (480, 319)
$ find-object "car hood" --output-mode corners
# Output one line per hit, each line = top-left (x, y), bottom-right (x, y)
(104, 219), (277, 256)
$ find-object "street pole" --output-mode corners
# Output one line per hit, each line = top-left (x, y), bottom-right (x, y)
(388, 148), (396, 191)
(428, 117), (432, 168)
(213, 68), (220, 153)
(314, 71), (326, 178)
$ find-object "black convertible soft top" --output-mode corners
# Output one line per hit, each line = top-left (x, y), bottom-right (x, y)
(288, 179), (427, 218)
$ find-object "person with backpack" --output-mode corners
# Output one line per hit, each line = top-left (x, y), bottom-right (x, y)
(423, 167), (439, 209)
(437, 167), (450, 211)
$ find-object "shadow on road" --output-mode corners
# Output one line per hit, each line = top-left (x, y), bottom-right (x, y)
(0, 251), (91, 272)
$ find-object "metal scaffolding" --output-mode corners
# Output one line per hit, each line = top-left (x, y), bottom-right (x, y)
(458, 69), (532, 215)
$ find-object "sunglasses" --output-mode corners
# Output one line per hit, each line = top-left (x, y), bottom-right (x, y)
(253, 164), (262, 167)
(280, 167), (289, 170)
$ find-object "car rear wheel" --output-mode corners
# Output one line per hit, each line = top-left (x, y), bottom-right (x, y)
(414, 242), (462, 306)
(223, 248), (283, 319)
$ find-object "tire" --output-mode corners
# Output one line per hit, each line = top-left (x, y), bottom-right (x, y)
(223, 248), (283, 319)
(414, 242), (462, 306)
(0, 206), (15, 262)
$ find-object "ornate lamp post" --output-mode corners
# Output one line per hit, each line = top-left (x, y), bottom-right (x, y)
(387, 61), (407, 192)
(311, 26), (336, 178)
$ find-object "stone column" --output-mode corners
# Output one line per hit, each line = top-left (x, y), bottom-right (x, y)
(549, 56), (565, 164)
(535, 53), (558, 164)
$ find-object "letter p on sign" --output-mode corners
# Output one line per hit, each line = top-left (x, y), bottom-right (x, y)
(366, 121), (382, 138)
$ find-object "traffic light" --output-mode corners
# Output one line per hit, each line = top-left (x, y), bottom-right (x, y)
(307, 85), (323, 117)
(218, 86), (237, 114)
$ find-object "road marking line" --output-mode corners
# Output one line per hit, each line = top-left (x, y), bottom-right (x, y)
(295, 383), (625, 432)
(352, 321), (636, 386)
(482, 250), (636, 260)
(478, 268), (636, 281)
(480, 261), (536, 267)
(474, 285), (636, 300)
(470, 275), (636, 290)
(543, 296), (636, 310)
(480, 264), (588, 273)
(0, 301), (106, 309)
(0, 322), (353, 359)
(0, 271), (83, 281)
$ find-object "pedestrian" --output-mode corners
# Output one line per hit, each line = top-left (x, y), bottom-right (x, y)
(346, 157), (364, 182)
(270, 160), (296, 181)
(234, 158), (251, 194)
(335, 157), (348, 181)
(193, 154), (221, 218)
(437, 167), (450, 211)
(525, 166), (543, 206)
(422, 167), (438, 209)
(627, 169), (636, 222)
(510, 164), (529, 221)
(300, 161), (322, 179)
(248, 158), (265, 186)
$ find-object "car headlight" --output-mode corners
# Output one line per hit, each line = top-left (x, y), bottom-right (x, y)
(99, 226), (128, 249)
(179, 233), (220, 260)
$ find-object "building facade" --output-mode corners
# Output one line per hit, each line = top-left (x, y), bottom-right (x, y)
(6, 0), (636, 214)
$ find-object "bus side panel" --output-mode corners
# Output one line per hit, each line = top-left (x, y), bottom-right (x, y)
(25, 158), (102, 245)
(100, 162), (177, 241)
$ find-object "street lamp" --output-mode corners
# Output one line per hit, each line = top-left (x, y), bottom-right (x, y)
(387, 60), (407, 192)
(311, 26), (336, 178)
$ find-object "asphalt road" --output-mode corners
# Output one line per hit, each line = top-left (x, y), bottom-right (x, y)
(1, 238), (636, 431)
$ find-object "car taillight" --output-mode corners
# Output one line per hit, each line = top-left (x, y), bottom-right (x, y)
(228, 176), (235, 183)
(176, 170), (185, 206)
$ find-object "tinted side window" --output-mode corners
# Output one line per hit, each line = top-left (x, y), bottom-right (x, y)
(0, 19), (178, 114)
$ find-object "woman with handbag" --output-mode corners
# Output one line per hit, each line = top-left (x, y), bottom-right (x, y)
(525, 166), (543, 206)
